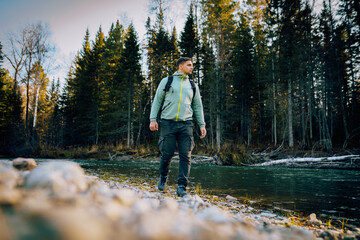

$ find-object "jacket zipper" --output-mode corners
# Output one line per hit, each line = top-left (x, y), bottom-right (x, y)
(175, 74), (185, 121)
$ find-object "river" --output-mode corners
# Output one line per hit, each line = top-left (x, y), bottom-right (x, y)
(5, 158), (360, 226)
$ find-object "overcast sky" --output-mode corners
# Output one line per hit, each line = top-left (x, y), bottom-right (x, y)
(0, 0), (189, 83)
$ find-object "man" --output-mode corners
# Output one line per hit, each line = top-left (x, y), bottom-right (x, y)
(149, 57), (206, 197)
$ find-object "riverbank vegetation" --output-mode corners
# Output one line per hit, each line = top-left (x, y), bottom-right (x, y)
(1, 0), (359, 159)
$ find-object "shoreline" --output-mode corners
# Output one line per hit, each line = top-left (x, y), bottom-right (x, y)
(92, 171), (360, 239)
(100, 153), (360, 170)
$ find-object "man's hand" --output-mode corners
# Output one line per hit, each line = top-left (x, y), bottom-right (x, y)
(149, 121), (158, 131)
(200, 127), (206, 139)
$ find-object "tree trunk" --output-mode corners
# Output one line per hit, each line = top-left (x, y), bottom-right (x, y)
(272, 59), (277, 146)
(33, 86), (40, 128)
(127, 87), (131, 148)
(287, 77), (294, 147)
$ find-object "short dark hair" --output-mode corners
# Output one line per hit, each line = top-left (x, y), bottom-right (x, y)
(176, 57), (192, 69)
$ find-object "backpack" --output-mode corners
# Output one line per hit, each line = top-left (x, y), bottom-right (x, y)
(159, 75), (196, 117)
(164, 75), (196, 96)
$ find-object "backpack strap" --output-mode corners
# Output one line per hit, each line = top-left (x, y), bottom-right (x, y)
(189, 74), (196, 97)
(164, 75), (173, 92)
(158, 75), (173, 119)
(164, 74), (196, 96)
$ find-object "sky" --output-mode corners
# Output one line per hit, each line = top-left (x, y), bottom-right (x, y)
(0, 0), (189, 83)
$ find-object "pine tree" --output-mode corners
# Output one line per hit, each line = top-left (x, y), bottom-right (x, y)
(84, 27), (105, 145)
(179, 4), (199, 59)
(0, 41), (24, 155)
(121, 24), (143, 148)
(200, 0), (237, 151)
(199, 33), (216, 148)
(147, 1), (173, 91)
(230, 14), (256, 145)
(169, 26), (180, 73)
(179, 4), (200, 81)
(99, 20), (125, 145)
(338, 0), (360, 134)
(66, 29), (93, 146)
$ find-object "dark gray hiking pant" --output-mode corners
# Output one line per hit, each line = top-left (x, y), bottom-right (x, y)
(158, 119), (195, 187)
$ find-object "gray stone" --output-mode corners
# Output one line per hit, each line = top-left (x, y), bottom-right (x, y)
(12, 158), (37, 170)
(24, 161), (88, 195)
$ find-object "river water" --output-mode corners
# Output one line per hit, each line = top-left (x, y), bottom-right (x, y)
(4, 158), (360, 226)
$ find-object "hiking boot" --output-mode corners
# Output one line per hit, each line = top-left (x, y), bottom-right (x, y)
(177, 185), (188, 197)
(158, 175), (168, 192)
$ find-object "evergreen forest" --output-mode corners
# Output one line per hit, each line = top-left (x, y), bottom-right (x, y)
(0, 0), (359, 162)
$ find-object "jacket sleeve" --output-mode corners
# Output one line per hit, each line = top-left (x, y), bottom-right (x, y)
(192, 84), (206, 128)
(149, 78), (167, 122)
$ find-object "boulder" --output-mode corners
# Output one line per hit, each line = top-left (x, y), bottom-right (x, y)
(12, 158), (37, 170)
(24, 161), (88, 195)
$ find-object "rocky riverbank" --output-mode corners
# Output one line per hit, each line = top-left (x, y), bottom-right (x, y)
(0, 158), (359, 240)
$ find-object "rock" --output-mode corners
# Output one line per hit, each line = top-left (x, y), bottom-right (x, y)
(197, 206), (231, 223)
(0, 164), (20, 188)
(24, 161), (88, 195)
(46, 208), (112, 240)
(12, 157), (37, 170)
(112, 188), (138, 207)
(226, 195), (237, 201)
(161, 197), (179, 211)
(260, 211), (277, 218)
(307, 213), (322, 226)
(0, 188), (22, 205)
(135, 208), (192, 239)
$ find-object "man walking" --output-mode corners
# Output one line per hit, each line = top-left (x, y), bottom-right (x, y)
(149, 57), (206, 197)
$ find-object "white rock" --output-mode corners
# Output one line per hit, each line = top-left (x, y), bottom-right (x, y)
(12, 158), (37, 170)
(24, 161), (88, 195)
(112, 189), (138, 207)
(260, 211), (277, 218)
(308, 213), (322, 226)
(197, 206), (230, 223)
(226, 195), (237, 201)
(194, 194), (204, 203)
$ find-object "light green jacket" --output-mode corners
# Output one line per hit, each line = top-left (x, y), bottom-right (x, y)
(150, 72), (205, 127)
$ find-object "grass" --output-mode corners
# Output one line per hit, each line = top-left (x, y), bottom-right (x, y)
(217, 143), (251, 165)
(339, 218), (349, 230)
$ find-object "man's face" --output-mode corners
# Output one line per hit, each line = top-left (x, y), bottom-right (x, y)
(179, 61), (194, 74)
